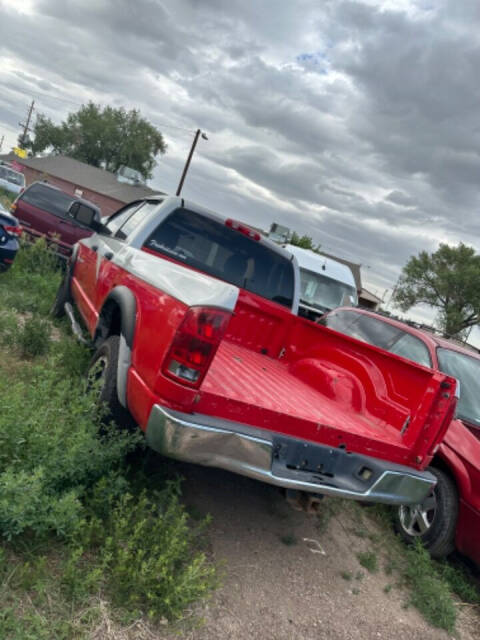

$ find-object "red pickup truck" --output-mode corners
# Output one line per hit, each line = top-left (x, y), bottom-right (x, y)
(54, 196), (458, 506)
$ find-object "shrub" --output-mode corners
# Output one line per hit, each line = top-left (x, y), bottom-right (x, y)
(0, 363), (140, 540)
(65, 483), (216, 621)
(17, 316), (51, 358)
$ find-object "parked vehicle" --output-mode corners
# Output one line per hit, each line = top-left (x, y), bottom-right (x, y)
(54, 196), (457, 509)
(283, 244), (357, 321)
(0, 165), (25, 196)
(11, 181), (100, 257)
(320, 307), (480, 567)
(0, 203), (21, 271)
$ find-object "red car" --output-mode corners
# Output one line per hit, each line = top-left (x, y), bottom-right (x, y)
(321, 307), (480, 566)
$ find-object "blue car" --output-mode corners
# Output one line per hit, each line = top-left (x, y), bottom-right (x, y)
(0, 203), (21, 271)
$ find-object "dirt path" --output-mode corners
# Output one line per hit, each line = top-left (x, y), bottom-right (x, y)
(166, 462), (479, 640)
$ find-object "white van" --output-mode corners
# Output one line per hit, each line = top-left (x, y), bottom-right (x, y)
(283, 244), (358, 321)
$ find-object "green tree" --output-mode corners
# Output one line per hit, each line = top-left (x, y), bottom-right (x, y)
(26, 102), (166, 180)
(394, 243), (480, 337)
(289, 231), (321, 253)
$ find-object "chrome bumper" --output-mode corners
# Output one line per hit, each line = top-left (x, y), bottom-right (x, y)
(145, 405), (436, 506)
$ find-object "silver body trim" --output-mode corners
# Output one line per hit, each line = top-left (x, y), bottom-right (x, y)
(146, 405), (436, 506)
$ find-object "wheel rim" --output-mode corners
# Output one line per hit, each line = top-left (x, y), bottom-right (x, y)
(87, 355), (108, 399)
(398, 490), (437, 537)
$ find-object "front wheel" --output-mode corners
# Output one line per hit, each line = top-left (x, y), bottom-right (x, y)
(87, 335), (136, 430)
(394, 467), (458, 558)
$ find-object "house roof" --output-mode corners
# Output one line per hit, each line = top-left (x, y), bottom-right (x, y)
(0, 153), (165, 204)
(359, 287), (383, 305)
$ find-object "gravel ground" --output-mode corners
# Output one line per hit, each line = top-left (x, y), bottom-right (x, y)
(169, 462), (479, 640)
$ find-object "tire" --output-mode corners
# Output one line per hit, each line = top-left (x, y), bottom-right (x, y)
(50, 269), (72, 318)
(394, 467), (458, 558)
(87, 335), (136, 430)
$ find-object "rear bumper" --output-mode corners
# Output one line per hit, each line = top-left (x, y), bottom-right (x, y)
(146, 405), (436, 506)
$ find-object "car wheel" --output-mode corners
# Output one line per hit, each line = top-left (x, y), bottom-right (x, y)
(87, 335), (136, 430)
(394, 467), (458, 558)
(51, 269), (72, 318)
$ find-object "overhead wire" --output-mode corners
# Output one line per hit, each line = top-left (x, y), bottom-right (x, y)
(1, 79), (198, 134)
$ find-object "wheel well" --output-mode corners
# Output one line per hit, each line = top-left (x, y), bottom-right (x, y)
(95, 300), (122, 345)
(430, 455), (457, 490)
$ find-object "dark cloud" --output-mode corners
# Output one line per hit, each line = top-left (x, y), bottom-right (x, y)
(1, 0), (480, 316)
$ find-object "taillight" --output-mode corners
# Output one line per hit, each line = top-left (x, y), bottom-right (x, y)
(225, 218), (261, 241)
(162, 306), (232, 387)
(4, 225), (22, 237)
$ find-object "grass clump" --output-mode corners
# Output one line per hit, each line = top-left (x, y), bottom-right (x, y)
(404, 542), (456, 632)
(17, 316), (51, 357)
(356, 550), (378, 573)
(436, 560), (480, 605)
(280, 533), (297, 546)
(0, 237), (61, 315)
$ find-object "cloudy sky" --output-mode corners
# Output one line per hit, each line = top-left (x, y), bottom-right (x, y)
(1, 0), (480, 332)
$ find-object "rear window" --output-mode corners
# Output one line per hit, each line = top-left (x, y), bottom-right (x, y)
(144, 208), (294, 308)
(20, 183), (74, 218)
(322, 310), (431, 367)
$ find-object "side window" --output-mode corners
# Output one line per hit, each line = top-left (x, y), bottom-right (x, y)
(74, 204), (96, 226)
(21, 183), (74, 218)
(116, 201), (160, 240)
(104, 201), (143, 236)
(389, 333), (431, 367)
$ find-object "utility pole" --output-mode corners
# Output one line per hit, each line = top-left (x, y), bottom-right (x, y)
(18, 100), (35, 149)
(0, 135), (4, 152)
(176, 128), (208, 196)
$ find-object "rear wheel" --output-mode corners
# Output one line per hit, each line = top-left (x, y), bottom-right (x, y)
(51, 268), (72, 318)
(87, 335), (136, 430)
(394, 467), (458, 558)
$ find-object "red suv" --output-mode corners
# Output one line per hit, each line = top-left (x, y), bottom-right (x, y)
(11, 182), (101, 257)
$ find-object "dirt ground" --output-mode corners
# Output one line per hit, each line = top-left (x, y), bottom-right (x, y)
(162, 462), (480, 640)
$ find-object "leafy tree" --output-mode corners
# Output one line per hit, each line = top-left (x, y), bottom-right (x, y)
(394, 243), (480, 337)
(26, 102), (166, 180)
(289, 231), (321, 253)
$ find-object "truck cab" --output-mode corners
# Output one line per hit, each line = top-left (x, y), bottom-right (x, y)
(282, 244), (358, 321)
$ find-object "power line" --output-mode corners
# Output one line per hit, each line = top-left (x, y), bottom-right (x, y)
(3, 81), (198, 135)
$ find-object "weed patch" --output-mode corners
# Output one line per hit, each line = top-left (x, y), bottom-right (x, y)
(404, 542), (456, 632)
(357, 550), (378, 573)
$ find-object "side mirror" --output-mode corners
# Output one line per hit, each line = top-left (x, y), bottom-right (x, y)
(69, 204), (101, 231)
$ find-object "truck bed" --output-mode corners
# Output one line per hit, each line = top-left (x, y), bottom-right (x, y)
(197, 320), (456, 470)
